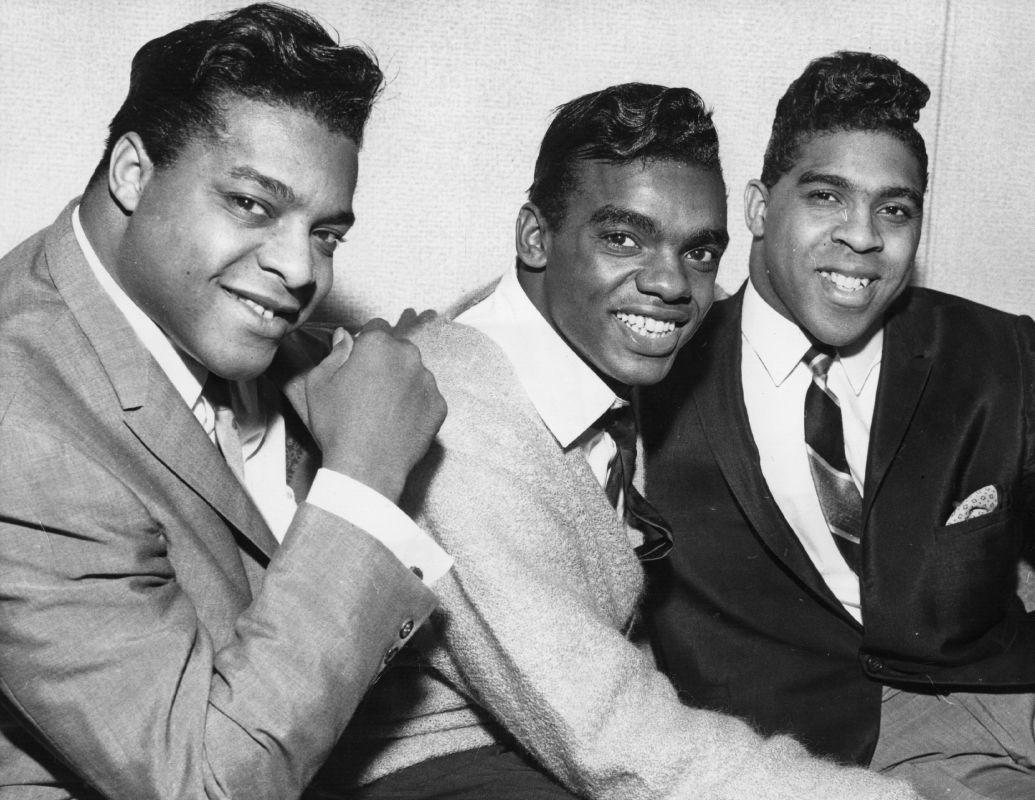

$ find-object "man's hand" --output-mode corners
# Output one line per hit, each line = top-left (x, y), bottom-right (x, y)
(306, 311), (446, 504)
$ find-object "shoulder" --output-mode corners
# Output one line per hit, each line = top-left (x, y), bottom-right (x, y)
(890, 287), (1034, 353)
(407, 317), (528, 414)
(894, 286), (1027, 327)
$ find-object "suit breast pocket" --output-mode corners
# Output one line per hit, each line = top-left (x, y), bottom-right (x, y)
(927, 509), (1023, 643)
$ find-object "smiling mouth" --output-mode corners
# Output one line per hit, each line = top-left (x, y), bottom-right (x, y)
(819, 270), (873, 292)
(614, 311), (679, 338)
(234, 294), (276, 320)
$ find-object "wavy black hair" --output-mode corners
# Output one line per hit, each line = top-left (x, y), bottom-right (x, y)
(528, 82), (722, 230)
(91, 3), (383, 181)
(761, 51), (930, 190)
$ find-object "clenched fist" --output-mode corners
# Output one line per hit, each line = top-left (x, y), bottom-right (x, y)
(305, 311), (446, 503)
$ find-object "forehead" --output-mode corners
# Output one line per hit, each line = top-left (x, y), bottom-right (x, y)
(173, 97), (359, 195)
(566, 158), (726, 226)
(786, 130), (924, 192)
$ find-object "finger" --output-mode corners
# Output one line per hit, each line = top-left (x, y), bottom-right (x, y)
(396, 308), (418, 328)
(313, 327), (355, 373)
(358, 317), (392, 336)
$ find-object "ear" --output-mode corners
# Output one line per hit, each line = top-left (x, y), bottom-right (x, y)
(108, 132), (154, 214)
(515, 202), (549, 269)
(744, 179), (769, 238)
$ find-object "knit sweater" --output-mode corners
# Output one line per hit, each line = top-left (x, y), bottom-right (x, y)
(335, 318), (917, 800)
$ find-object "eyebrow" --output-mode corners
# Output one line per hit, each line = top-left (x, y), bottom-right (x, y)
(798, 170), (924, 208)
(589, 205), (659, 237)
(228, 166), (296, 203)
(589, 204), (729, 250)
(227, 165), (356, 226)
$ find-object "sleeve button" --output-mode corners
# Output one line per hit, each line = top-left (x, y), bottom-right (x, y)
(399, 620), (414, 639)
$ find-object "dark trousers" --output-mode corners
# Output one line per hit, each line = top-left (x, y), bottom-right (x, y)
(343, 745), (581, 799)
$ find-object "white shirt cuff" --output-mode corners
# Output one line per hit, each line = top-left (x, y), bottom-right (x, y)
(306, 467), (452, 586)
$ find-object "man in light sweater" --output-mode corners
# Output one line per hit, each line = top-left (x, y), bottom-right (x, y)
(336, 83), (919, 800)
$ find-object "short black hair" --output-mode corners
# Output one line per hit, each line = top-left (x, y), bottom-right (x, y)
(528, 82), (722, 230)
(761, 51), (930, 190)
(91, 3), (383, 181)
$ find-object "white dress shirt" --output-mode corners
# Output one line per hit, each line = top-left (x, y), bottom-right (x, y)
(73, 207), (450, 584)
(457, 267), (637, 540)
(740, 281), (883, 623)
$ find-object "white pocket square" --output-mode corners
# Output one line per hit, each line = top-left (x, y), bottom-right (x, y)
(946, 485), (1000, 525)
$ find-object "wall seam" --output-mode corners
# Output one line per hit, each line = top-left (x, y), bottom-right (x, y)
(923, 0), (954, 286)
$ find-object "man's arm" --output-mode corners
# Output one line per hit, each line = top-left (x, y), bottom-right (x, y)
(405, 321), (917, 800)
(0, 330), (446, 800)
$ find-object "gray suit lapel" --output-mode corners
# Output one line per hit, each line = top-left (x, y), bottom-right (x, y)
(43, 203), (278, 560)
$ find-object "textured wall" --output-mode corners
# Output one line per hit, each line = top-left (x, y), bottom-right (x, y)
(1, 0), (1031, 321)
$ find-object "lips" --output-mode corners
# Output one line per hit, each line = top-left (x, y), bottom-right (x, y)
(818, 270), (875, 293)
(614, 311), (679, 338)
(222, 285), (301, 322)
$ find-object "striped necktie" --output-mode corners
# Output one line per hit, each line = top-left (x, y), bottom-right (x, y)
(601, 405), (673, 562)
(802, 346), (862, 573)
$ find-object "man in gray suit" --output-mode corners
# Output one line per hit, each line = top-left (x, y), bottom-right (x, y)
(0, 5), (451, 798)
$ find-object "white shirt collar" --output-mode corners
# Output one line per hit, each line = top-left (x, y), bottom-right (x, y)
(456, 266), (622, 448)
(742, 279), (883, 396)
(72, 205), (206, 410)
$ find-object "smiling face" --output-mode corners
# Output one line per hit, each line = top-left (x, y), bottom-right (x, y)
(517, 158), (728, 390)
(747, 129), (924, 348)
(109, 96), (358, 380)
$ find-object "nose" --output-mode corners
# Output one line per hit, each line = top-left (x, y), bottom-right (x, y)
(635, 249), (692, 303)
(257, 223), (315, 290)
(832, 206), (883, 253)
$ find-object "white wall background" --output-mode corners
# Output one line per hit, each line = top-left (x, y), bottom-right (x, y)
(1, 0), (1031, 323)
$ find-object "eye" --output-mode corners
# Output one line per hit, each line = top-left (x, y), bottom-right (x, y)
(877, 203), (916, 221)
(227, 194), (271, 220)
(314, 229), (346, 256)
(807, 190), (839, 203)
(686, 247), (719, 263)
(602, 232), (638, 250)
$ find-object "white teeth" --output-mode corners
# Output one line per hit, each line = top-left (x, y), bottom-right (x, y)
(235, 294), (275, 320)
(820, 271), (871, 292)
(615, 312), (676, 337)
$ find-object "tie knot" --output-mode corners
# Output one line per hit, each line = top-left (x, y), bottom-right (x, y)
(803, 344), (835, 378)
(597, 404), (637, 451)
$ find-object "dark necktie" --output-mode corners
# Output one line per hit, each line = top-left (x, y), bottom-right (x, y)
(601, 405), (673, 562)
(802, 346), (863, 573)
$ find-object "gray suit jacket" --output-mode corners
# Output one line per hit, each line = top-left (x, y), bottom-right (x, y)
(0, 203), (437, 799)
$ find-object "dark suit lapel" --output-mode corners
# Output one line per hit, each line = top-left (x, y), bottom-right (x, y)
(694, 289), (855, 619)
(863, 292), (934, 523)
(43, 203), (277, 560)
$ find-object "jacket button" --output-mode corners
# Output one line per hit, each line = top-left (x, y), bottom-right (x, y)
(864, 655), (884, 673)
(399, 620), (414, 639)
(384, 646), (399, 664)
(410, 565), (424, 580)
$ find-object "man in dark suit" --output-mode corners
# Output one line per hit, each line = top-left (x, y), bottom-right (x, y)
(643, 51), (1035, 798)
(0, 5), (451, 799)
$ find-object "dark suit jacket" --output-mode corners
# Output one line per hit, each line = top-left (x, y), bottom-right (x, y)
(0, 203), (437, 799)
(641, 283), (1035, 764)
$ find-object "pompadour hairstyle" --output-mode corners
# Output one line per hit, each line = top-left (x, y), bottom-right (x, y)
(91, 2), (383, 180)
(528, 82), (722, 230)
(761, 51), (930, 190)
